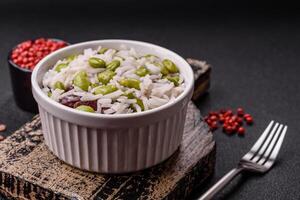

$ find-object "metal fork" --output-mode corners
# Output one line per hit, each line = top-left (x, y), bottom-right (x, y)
(199, 121), (288, 200)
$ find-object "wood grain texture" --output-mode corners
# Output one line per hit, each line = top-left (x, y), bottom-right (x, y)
(0, 59), (214, 200)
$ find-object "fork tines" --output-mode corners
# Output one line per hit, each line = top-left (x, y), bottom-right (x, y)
(242, 121), (288, 169)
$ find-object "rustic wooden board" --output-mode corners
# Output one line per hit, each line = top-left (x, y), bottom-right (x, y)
(187, 59), (211, 101)
(0, 59), (214, 200)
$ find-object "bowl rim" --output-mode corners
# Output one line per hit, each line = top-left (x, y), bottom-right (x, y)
(31, 39), (194, 119)
(7, 38), (69, 73)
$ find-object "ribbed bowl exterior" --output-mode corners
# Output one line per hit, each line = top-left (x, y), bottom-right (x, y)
(38, 104), (188, 173)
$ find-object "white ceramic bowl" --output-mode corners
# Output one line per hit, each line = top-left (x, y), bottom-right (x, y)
(31, 40), (194, 173)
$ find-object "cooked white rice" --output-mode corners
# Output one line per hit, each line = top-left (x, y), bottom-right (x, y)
(42, 45), (185, 114)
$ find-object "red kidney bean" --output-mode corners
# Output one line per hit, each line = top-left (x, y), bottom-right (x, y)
(60, 95), (81, 108)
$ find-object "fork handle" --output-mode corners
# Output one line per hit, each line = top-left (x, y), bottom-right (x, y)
(198, 167), (243, 200)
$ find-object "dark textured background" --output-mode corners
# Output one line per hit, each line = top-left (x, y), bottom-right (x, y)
(0, 1), (300, 199)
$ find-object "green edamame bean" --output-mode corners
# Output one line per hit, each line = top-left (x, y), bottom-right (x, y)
(47, 92), (52, 97)
(94, 85), (118, 95)
(66, 55), (77, 62)
(97, 70), (115, 84)
(124, 93), (145, 111)
(55, 63), (68, 72)
(136, 98), (144, 111)
(119, 78), (141, 90)
(54, 81), (65, 90)
(124, 92), (135, 99)
(106, 60), (121, 71)
(144, 54), (158, 59)
(135, 66), (149, 77)
(75, 105), (95, 113)
(88, 57), (106, 68)
(154, 62), (169, 75)
(162, 59), (179, 73)
(166, 75), (180, 86)
(98, 47), (108, 54)
(77, 71), (87, 77)
(73, 71), (91, 91)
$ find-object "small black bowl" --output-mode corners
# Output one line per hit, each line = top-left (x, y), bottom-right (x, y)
(7, 38), (69, 113)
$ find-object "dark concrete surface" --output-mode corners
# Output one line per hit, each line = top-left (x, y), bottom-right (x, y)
(0, 3), (299, 199)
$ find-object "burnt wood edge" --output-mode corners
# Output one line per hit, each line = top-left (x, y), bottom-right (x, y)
(188, 59), (211, 101)
(0, 171), (70, 200)
(192, 78), (210, 102)
(163, 144), (216, 200)
(193, 68), (211, 101)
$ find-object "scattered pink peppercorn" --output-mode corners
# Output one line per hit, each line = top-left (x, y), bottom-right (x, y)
(238, 127), (245, 135)
(0, 124), (6, 132)
(204, 107), (253, 136)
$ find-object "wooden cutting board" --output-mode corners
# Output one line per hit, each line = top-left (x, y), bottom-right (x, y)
(0, 59), (214, 200)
